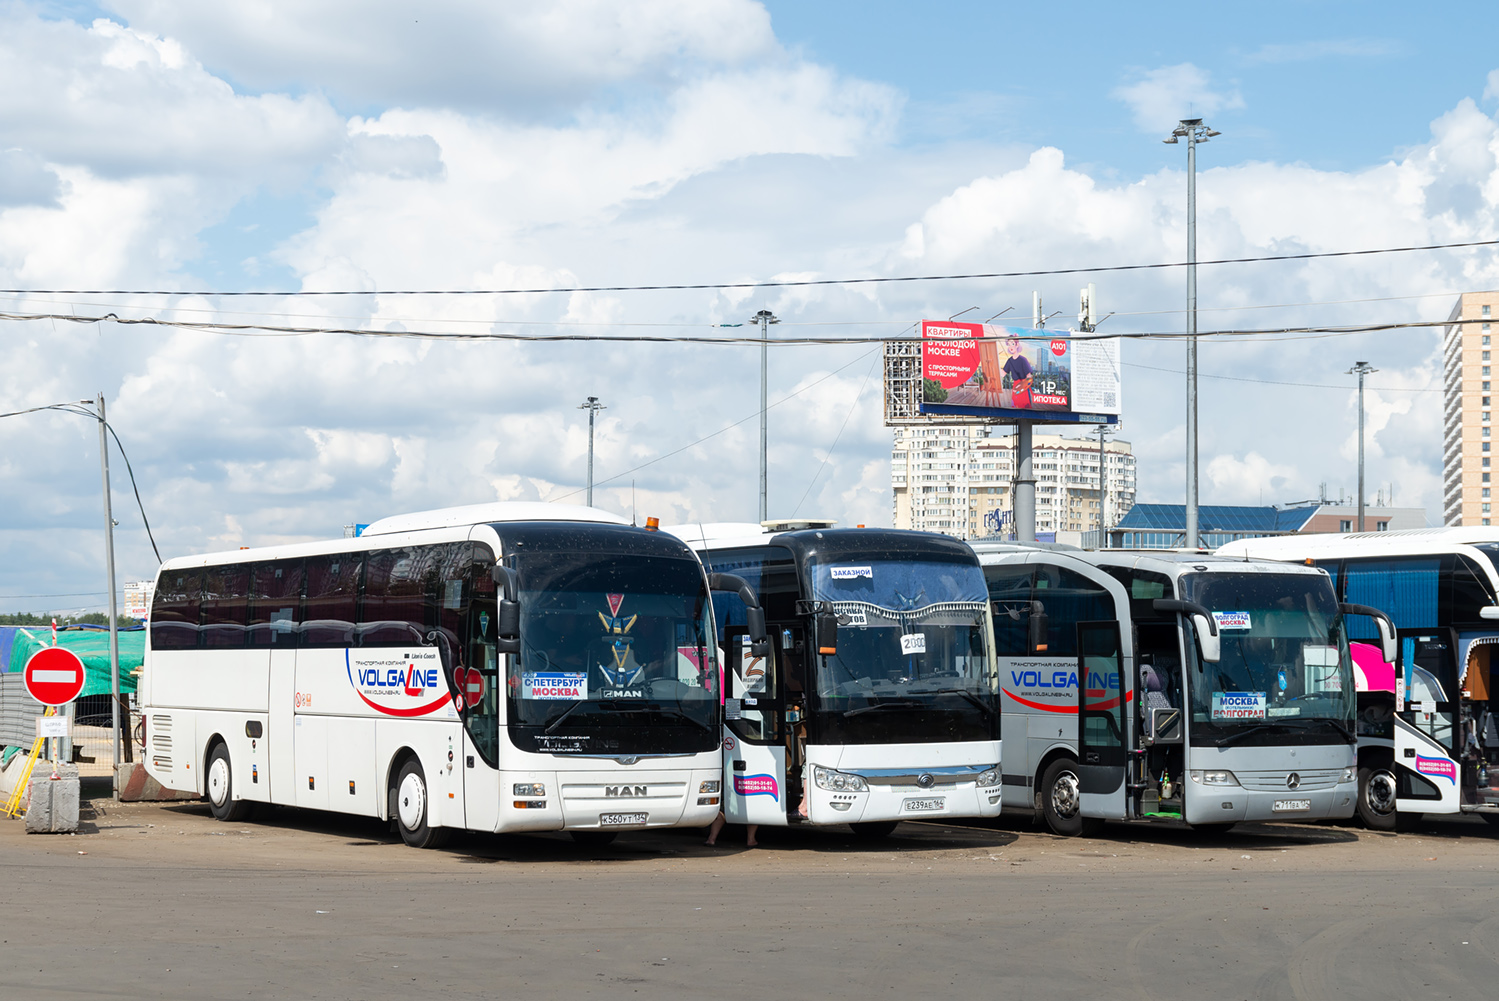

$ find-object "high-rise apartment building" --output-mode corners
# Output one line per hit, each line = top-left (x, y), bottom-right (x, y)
(1443, 292), (1499, 526)
(891, 425), (1136, 541)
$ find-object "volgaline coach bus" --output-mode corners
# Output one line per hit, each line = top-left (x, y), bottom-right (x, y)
(141, 502), (767, 848)
(665, 522), (1002, 837)
(969, 543), (1396, 836)
(1220, 528), (1499, 830)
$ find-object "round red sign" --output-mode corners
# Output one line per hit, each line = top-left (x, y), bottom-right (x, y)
(459, 667), (485, 708)
(24, 646), (86, 706)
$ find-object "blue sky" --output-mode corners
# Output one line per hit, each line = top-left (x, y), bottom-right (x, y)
(2, 1), (1498, 613)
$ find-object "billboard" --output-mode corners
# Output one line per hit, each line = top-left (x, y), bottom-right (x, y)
(919, 321), (1121, 424)
(123, 581), (154, 622)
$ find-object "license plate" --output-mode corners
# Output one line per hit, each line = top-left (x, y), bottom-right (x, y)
(599, 812), (648, 826)
(1272, 799), (1311, 812)
(902, 797), (945, 813)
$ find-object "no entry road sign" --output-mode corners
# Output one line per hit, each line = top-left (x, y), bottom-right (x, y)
(24, 646), (86, 706)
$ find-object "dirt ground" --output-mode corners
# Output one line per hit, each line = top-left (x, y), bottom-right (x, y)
(3, 786), (1498, 1000)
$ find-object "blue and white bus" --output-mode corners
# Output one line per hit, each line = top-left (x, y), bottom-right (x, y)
(1221, 528), (1499, 830)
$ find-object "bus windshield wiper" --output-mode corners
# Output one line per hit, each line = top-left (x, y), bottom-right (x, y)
(544, 699), (587, 733)
(927, 688), (997, 718)
(1214, 723), (1281, 747)
(594, 702), (715, 734)
(1277, 716), (1357, 742)
(843, 699), (924, 717)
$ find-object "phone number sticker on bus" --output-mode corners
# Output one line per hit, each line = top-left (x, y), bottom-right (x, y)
(1212, 691), (1267, 720)
(523, 672), (587, 700)
(1415, 755), (1457, 783)
(346, 649), (453, 718)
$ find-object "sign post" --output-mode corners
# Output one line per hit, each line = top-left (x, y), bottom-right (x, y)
(24, 647), (87, 772)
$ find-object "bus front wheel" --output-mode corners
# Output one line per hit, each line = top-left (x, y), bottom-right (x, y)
(1040, 758), (1102, 837)
(205, 742), (251, 822)
(392, 758), (449, 849)
(1357, 764), (1399, 831)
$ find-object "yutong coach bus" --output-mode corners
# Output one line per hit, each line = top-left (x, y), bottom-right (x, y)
(969, 544), (1396, 836)
(1221, 528), (1499, 830)
(141, 502), (767, 848)
(666, 522), (1002, 836)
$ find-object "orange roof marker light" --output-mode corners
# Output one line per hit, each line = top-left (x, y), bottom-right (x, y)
(645, 517), (660, 532)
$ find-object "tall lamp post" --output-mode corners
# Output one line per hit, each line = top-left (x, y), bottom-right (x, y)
(752, 309), (779, 523)
(578, 396), (606, 507)
(1348, 361), (1377, 532)
(1164, 118), (1220, 549)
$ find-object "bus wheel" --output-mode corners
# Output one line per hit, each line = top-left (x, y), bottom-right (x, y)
(849, 821), (898, 839)
(1040, 758), (1101, 837)
(1357, 764), (1399, 831)
(570, 831), (618, 847)
(393, 759), (449, 849)
(205, 743), (250, 822)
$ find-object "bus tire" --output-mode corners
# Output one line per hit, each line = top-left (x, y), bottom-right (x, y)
(1356, 764), (1399, 831)
(570, 831), (618, 847)
(1039, 758), (1101, 837)
(205, 742), (251, 822)
(849, 821), (899, 839)
(392, 758), (449, 849)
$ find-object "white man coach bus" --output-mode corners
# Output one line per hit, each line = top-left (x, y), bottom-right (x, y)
(141, 502), (767, 848)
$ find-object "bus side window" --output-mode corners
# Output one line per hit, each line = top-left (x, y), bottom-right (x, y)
(359, 547), (439, 647)
(1032, 565), (1113, 658)
(985, 563), (1033, 656)
(249, 560), (304, 648)
(724, 625), (776, 743)
(201, 564), (251, 649)
(303, 553), (364, 647)
(150, 570), (204, 651)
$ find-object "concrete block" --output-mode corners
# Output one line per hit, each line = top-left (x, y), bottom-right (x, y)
(116, 761), (199, 802)
(25, 762), (80, 833)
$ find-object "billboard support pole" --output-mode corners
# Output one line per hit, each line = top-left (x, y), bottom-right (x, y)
(1012, 292), (1043, 544)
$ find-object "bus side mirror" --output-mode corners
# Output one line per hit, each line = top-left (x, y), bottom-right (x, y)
(1340, 602), (1398, 666)
(710, 571), (770, 657)
(492, 564), (521, 655)
(1028, 601), (1048, 654)
(1481, 606), (1499, 621)
(1191, 614), (1220, 664)
(746, 607), (769, 657)
(817, 611), (839, 656)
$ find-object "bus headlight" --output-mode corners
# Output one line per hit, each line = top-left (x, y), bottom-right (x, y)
(813, 765), (868, 793)
(975, 767), (1000, 788)
(1340, 767), (1355, 783)
(1189, 770), (1239, 787)
(513, 783), (546, 797)
(699, 780), (721, 794)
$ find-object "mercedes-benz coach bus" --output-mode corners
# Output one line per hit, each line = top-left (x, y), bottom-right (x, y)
(665, 522), (1002, 837)
(141, 502), (767, 848)
(969, 543), (1395, 836)
(1221, 528), (1499, 830)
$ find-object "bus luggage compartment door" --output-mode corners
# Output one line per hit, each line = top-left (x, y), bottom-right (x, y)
(1076, 620), (1128, 819)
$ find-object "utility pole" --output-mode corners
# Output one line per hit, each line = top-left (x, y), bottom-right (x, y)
(96, 394), (122, 794)
(1348, 361), (1377, 532)
(577, 396), (606, 506)
(1164, 118), (1220, 549)
(1012, 293), (1041, 544)
(753, 309), (779, 522)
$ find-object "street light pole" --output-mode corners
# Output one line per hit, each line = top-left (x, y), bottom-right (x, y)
(577, 396), (606, 506)
(1164, 118), (1220, 549)
(1348, 361), (1378, 532)
(95, 394), (122, 792)
(753, 309), (779, 523)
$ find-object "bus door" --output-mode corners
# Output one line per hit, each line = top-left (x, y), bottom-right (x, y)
(1076, 620), (1128, 819)
(461, 563), (501, 832)
(1394, 630), (1462, 812)
(722, 627), (787, 826)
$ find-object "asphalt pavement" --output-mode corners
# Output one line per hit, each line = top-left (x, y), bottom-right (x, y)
(2, 792), (1497, 1000)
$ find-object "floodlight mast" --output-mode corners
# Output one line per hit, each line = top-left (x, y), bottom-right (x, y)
(1163, 118), (1219, 549)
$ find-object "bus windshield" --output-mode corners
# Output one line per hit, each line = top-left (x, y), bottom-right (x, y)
(507, 553), (719, 754)
(1181, 571), (1355, 740)
(805, 555), (996, 743)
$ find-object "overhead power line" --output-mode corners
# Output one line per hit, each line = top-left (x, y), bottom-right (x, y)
(0, 310), (1488, 345)
(1, 238), (1494, 297)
